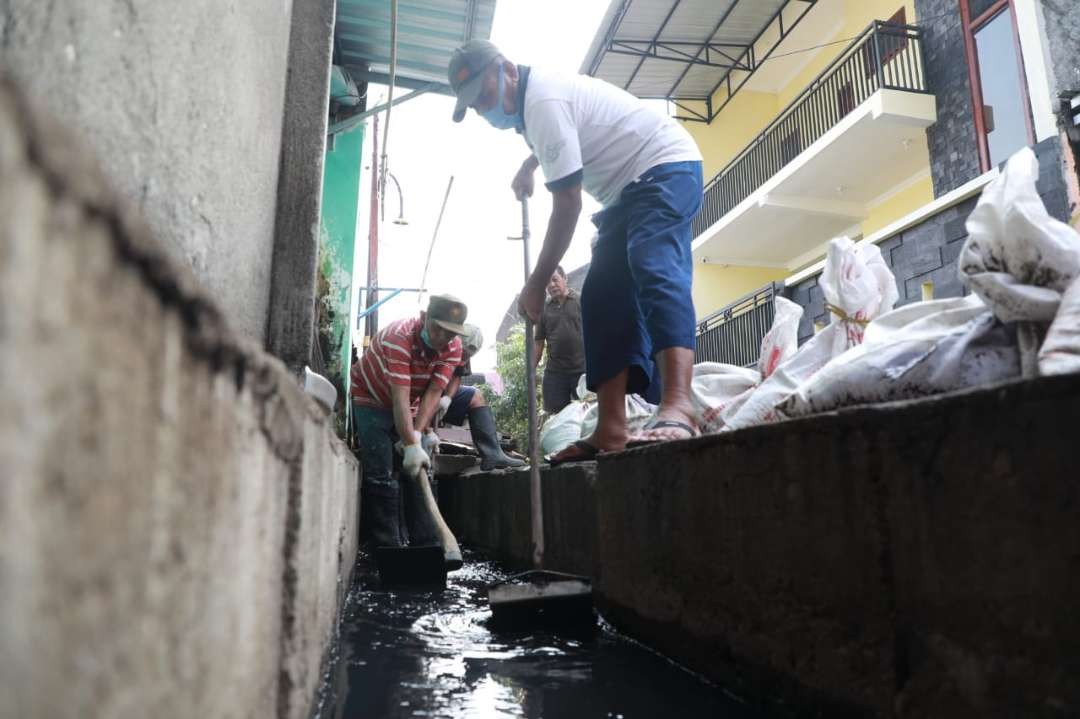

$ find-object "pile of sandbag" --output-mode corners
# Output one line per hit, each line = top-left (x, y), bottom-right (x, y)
(689, 296), (802, 433)
(721, 235), (900, 431)
(538, 374), (657, 456)
(781, 146), (1080, 418)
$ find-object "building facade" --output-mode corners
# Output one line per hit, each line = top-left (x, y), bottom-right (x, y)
(583, 0), (1080, 362)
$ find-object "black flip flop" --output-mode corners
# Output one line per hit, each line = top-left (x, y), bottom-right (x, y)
(546, 440), (601, 466)
(626, 419), (698, 449)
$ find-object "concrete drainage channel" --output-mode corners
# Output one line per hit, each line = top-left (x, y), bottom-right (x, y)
(312, 550), (758, 718)
(438, 372), (1080, 718)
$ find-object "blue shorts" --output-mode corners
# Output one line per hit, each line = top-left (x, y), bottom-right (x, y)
(442, 387), (475, 426)
(581, 160), (703, 395)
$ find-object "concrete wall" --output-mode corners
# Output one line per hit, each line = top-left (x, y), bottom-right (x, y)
(0, 0), (294, 344)
(0, 76), (357, 719)
(441, 374), (1080, 717)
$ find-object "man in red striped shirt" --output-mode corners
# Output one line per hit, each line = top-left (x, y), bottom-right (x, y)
(351, 294), (468, 548)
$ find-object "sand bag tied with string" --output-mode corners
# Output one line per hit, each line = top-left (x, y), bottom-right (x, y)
(689, 296), (802, 434)
(722, 237), (899, 431)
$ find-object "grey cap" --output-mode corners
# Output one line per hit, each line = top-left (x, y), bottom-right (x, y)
(427, 293), (469, 335)
(447, 39), (502, 122)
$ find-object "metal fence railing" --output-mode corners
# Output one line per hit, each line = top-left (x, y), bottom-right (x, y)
(692, 20), (929, 238)
(694, 283), (783, 368)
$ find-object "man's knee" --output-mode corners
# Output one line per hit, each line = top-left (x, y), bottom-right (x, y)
(467, 389), (486, 408)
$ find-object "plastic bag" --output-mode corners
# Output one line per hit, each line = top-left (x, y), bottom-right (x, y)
(690, 296), (802, 433)
(539, 401), (587, 456)
(722, 237), (898, 431)
(960, 147), (1080, 375)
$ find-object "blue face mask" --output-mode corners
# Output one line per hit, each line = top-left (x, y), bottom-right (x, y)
(479, 65), (521, 131)
(420, 325), (433, 349)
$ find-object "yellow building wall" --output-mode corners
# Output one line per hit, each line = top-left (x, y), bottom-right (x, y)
(683, 90), (779, 180)
(862, 174), (934, 236)
(692, 264), (790, 318)
(776, 0), (919, 107)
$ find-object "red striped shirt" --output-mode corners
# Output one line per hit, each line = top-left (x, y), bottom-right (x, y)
(350, 317), (462, 410)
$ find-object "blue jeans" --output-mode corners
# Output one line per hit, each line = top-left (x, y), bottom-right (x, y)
(441, 387), (475, 426)
(353, 404), (398, 488)
(581, 160), (703, 395)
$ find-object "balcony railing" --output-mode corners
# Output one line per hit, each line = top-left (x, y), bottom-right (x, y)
(694, 282), (783, 368)
(692, 20), (929, 238)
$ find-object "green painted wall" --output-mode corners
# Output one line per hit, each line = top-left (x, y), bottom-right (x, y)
(318, 123), (365, 409)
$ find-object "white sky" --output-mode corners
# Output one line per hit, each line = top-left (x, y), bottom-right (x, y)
(349, 0), (614, 372)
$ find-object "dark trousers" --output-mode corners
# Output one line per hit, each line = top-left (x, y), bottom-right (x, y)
(542, 369), (583, 414)
(582, 160), (703, 396)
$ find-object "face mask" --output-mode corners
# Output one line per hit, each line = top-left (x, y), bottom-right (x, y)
(420, 325), (433, 349)
(479, 65), (521, 131)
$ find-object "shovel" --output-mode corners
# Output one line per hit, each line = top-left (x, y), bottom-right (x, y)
(375, 464), (462, 587)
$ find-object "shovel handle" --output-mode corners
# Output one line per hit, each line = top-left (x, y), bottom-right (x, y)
(412, 466), (462, 570)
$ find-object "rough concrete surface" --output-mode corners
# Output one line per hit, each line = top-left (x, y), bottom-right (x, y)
(0, 75), (357, 719)
(266, 0), (336, 373)
(0, 0), (294, 344)
(447, 373), (1080, 717)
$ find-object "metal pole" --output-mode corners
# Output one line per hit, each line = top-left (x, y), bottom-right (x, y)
(417, 176), (455, 304)
(363, 113), (380, 339)
(520, 197), (544, 568)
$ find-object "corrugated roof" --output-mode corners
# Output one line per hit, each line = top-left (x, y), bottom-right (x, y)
(580, 0), (793, 100)
(336, 0), (496, 94)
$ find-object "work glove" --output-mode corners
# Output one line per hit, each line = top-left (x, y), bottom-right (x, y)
(402, 443), (431, 478)
(435, 395), (452, 425)
(421, 430), (440, 458)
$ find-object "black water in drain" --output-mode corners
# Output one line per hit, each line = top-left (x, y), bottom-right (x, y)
(313, 551), (759, 718)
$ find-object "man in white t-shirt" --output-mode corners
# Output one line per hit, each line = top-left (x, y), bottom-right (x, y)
(448, 39), (704, 462)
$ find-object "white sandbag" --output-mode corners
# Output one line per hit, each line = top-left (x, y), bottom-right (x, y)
(780, 295), (1020, 417)
(580, 393), (656, 439)
(960, 147), (1080, 375)
(539, 401), (588, 456)
(690, 296), (802, 433)
(1039, 274), (1080, 375)
(722, 237), (898, 430)
(575, 373), (596, 403)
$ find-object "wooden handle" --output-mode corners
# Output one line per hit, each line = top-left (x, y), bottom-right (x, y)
(414, 466), (462, 569)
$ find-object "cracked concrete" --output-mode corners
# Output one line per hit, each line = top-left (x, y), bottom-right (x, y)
(0, 0), (294, 344)
(0, 74), (357, 719)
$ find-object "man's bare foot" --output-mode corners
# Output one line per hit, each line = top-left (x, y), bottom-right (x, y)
(629, 405), (699, 445)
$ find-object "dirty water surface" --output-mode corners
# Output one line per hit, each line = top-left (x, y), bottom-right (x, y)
(313, 550), (760, 719)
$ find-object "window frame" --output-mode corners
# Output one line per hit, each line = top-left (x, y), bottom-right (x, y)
(958, 0), (1035, 170)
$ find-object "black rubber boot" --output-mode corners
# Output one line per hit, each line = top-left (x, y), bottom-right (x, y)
(361, 481), (406, 548)
(469, 405), (526, 471)
(401, 471), (441, 547)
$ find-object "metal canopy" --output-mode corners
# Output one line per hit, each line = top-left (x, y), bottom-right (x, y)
(581, 0), (818, 122)
(335, 0), (496, 94)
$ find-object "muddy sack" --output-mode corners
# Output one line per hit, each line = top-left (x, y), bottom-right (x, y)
(960, 147), (1080, 376)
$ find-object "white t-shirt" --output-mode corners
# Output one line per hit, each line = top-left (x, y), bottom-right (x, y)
(521, 66), (702, 208)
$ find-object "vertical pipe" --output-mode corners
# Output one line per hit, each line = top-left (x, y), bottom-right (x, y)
(521, 198), (544, 569)
(364, 113), (381, 341)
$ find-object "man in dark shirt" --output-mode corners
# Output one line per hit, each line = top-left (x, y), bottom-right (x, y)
(535, 266), (585, 414)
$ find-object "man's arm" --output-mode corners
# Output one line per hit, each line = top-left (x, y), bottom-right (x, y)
(414, 380), (445, 433)
(444, 375), (462, 400)
(390, 384), (420, 447)
(520, 184), (582, 321)
(534, 340), (545, 364)
(512, 155), (541, 199)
